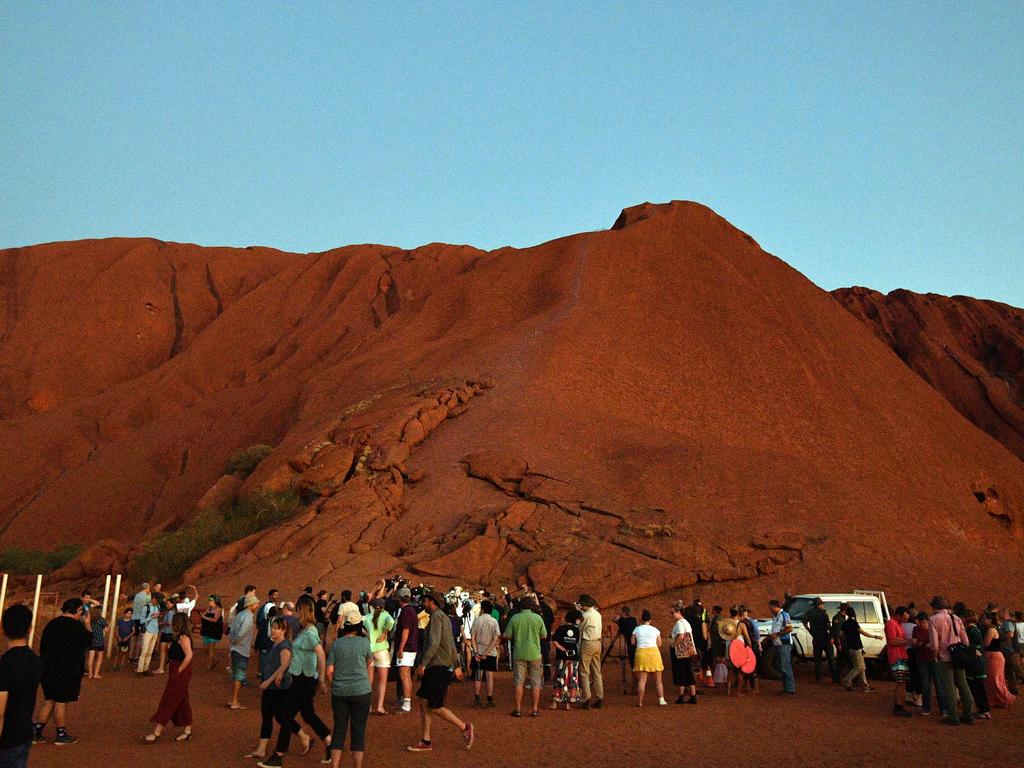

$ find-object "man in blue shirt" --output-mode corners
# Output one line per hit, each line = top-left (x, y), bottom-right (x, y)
(136, 593), (162, 675)
(769, 599), (795, 695)
(130, 582), (151, 661)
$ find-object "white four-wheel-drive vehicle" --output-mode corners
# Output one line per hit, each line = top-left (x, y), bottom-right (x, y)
(754, 590), (890, 678)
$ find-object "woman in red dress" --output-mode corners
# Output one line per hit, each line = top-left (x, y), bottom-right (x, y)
(144, 611), (194, 742)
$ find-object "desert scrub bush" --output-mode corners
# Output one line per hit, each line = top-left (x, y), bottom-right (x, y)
(224, 443), (273, 479)
(131, 489), (301, 581)
(0, 544), (84, 575)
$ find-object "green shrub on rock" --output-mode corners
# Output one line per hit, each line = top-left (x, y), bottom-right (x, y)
(0, 544), (84, 575)
(131, 489), (301, 581)
(224, 444), (273, 479)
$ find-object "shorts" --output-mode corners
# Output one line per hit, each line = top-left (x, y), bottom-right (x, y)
(471, 655), (498, 673)
(133, 620), (143, 636)
(397, 651), (418, 668)
(41, 674), (81, 704)
(91, 643), (105, 652)
(160, 632), (173, 644)
(372, 650), (391, 669)
(890, 658), (910, 683)
(0, 741), (30, 768)
(416, 665), (452, 709)
(671, 654), (696, 686)
(512, 658), (543, 687)
(231, 651), (250, 682)
(202, 636), (220, 646)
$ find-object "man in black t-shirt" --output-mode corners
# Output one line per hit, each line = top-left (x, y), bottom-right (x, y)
(839, 606), (880, 692)
(0, 604), (41, 767)
(32, 598), (92, 746)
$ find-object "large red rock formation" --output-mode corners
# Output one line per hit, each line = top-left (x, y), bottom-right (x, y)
(2, 204), (1022, 607)
(833, 287), (1024, 462)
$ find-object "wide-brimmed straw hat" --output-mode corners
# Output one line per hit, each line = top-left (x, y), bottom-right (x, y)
(718, 617), (739, 641)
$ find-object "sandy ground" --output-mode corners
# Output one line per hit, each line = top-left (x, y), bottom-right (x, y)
(26, 650), (1024, 768)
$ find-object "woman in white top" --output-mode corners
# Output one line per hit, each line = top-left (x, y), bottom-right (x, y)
(631, 610), (667, 707)
(670, 605), (698, 704)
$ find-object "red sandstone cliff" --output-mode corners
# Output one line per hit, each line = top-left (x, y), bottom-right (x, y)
(833, 287), (1024, 462)
(1, 203), (1021, 607)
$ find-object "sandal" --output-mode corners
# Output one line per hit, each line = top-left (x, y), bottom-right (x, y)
(143, 733), (161, 743)
(175, 732), (192, 742)
(299, 732), (312, 755)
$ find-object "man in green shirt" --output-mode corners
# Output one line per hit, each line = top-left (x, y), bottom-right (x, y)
(503, 597), (547, 717)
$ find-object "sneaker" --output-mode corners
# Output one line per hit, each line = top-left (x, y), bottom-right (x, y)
(472, 699), (482, 708)
(486, 700), (495, 708)
(675, 695), (686, 704)
(32, 730), (46, 745)
(54, 733), (79, 746)
(400, 699), (412, 713)
(688, 696), (698, 704)
(257, 756), (283, 768)
(406, 742), (433, 752)
(462, 722), (474, 750)
(510, 709), (521, 717)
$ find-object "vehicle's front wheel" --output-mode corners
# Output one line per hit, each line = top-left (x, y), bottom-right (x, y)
(759, 641), (781, 680)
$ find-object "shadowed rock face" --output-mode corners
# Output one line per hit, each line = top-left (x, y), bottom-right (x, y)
(2, 202), (1023, 607)
(833, 287), (1024, 463)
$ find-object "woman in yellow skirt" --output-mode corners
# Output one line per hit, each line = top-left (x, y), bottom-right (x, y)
(631, 610), (667, 707)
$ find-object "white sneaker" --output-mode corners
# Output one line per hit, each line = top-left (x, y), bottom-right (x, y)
(400, 699), (411, 713)
(658, 697), (667, 706)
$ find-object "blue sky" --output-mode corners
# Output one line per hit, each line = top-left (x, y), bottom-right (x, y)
(2, 3), (1021, 305)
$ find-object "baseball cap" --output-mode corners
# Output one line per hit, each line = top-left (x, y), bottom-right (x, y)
(244, 595), (259, 607)
(398, 587), (412, 599)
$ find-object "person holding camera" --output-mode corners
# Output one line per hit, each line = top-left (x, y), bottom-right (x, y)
(33, 598), (92, 745)
(393, 587), (419, 714)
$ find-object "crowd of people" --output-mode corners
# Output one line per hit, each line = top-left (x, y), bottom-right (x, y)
(0, 578), (1021, 768)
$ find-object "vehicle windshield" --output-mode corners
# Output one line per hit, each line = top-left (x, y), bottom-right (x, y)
(783, 597), (816, 620)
